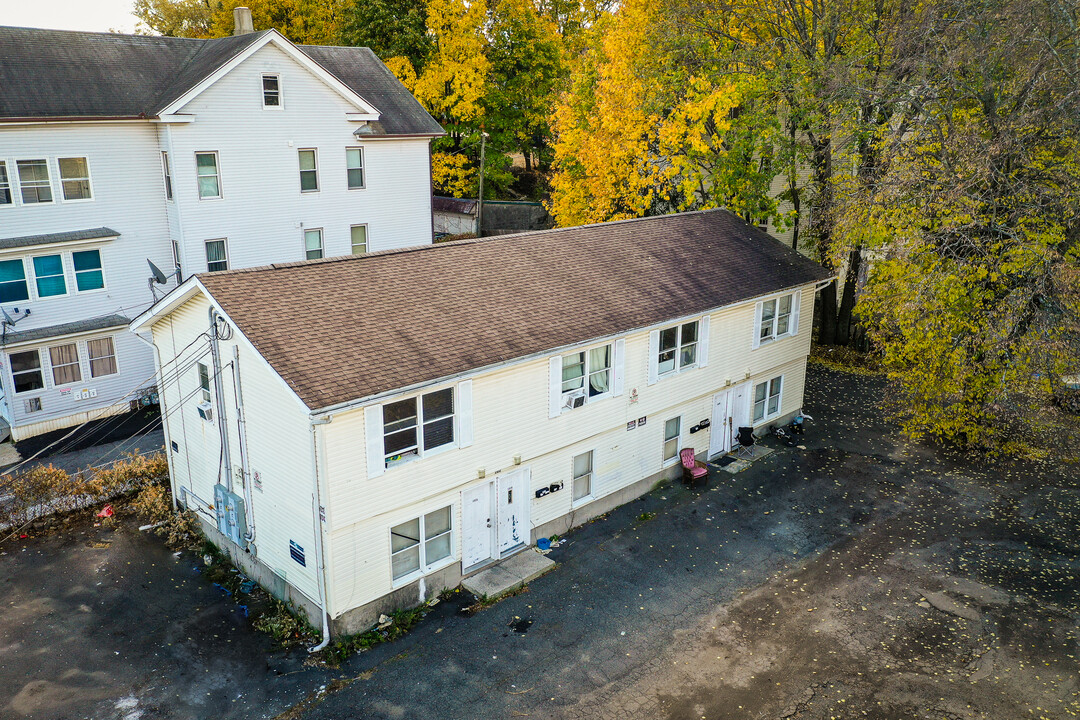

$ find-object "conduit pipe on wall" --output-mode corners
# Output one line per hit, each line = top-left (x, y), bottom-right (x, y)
(307, 416), (333, 653)
(232, 345), (256, 548)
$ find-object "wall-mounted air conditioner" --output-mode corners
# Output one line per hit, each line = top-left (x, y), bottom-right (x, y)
(562, 389), (586, 410)
(197, 401), (214, 422)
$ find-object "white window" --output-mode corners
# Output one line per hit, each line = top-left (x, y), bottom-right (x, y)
(390, 505), (452, 581)
(58, 157), (92, 201)
(0, 161), (12, 205)
(205, 239), (228, 272)
(10, 350), (44, 394)
(49, 343), (82, 386)
(560, 344), (611, 410)
(161, 151), (173, 200)
(572, 450), (593, 502)
(195, 152), (221, 199)
(346, 147), (365, 189)
(197, 362), (211, 403)
(32, 255), (67, 298)
(383, 387), (454, 467)
(298, 149), (319, 192)
(0, 259), (29, 303)
(262, 74), (281, 107)
(663, 416), (681, 464)
(350, 224), (368, 255)
(73, 250), (105, 292)
(754, 292), (799, 347)
(304, 229), (323, 260)
(172, 240), (182, 277)
(658, 321), (698, 375)
(753, 376), (783, 423)
(17, 159), (52, 204)
(87, 337), (118, 378)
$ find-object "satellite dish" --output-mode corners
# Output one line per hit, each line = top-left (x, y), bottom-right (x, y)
(1, 308), (14, 327)
(148, 259), (169, 285)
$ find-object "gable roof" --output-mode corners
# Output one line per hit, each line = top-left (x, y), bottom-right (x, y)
(0, 26), (443, 135)
(168, 210), (829, 412)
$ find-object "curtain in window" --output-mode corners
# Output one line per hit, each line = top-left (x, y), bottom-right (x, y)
(87, 338), (118, 377)
(49, 344), (81, 385)
(588, 346), (610, 395)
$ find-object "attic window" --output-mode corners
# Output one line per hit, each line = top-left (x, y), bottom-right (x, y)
(262, 74), (281, 108)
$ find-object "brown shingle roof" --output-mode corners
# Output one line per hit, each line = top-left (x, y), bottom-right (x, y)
(197, 209), (830, 410)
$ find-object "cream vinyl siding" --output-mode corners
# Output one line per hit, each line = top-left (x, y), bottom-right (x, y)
(318, 284), (817, 617)
(165, 43), (433, 271)
(151, 294), (320, 603)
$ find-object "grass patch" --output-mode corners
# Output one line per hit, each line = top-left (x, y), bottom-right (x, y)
(636, 511), (657, 523)
(808, 344), (882, 375)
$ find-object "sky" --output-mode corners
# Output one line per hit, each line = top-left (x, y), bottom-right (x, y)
(1, 0), (143, 33)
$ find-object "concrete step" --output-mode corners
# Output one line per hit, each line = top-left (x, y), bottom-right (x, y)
(462, 548), (555, 600)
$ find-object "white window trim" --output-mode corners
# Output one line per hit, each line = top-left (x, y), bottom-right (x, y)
(662, 415), (682, 467)
(0, 247), (108, 302)
(752, 291), (801, 349)
(47, 342), (84, 388)
(648, 315), (710, 385)
(0, 256), (29, 304)
(9, 348), (45, 396)
(366, 380), (472, 478)
(346, 146), (365, 190)
(549, 338), (625, 418)
(571, 450), (595, 506)
(56, 156), (94, 203)
(161, 151), (174, 201)
(559, 342), (614, 411)
(350, 223), (369, 254)
(298, 148), (319, 193)
(30, 252), (70, 300)
(195, 151), (222, 200)
(261, 73), (283, 110)
(71, 248), (108, 295)
(752, 375), (784, 423)
(86, 335), (121, 379)
(389, 505), (456, 587)
(205, 238), (229, 272)
(383, 386), (457, 469)
(13, 157), (55, 206)
(0, 160), (12, 207)
(303, 228), (323, 260)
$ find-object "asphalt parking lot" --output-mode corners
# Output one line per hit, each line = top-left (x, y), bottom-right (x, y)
(1, 365), (1077, 719)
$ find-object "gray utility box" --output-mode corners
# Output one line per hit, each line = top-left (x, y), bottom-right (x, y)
(214, 484), (248, 549)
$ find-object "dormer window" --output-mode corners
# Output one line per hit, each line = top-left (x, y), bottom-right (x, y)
(262, 74), (281, 108)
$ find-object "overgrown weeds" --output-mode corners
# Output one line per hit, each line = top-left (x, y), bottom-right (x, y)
(130, 481), (201, 549)
(254, 598), (319, 648)
(324, 601), (439, 665)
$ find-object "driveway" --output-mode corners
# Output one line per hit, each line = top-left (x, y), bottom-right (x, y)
(1, 365), (1076, 719)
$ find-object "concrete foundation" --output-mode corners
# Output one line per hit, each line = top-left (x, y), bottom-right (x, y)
(329, 558), (462, 637)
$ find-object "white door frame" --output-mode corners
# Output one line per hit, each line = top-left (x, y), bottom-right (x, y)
(496, 468), (530, 556)
(461, 482), (495, 570)
(709, 382), (752, 459)
(461, 467), (532, 571)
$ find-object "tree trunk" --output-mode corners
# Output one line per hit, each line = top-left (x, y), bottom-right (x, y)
(818, 280), (838, 345)
(835, 246), (863, 346)
(524, 149), (533, 173)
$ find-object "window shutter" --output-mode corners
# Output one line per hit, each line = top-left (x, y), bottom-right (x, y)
(364, 404), (384, 479)
(457, 380), (474, 448)
(612, 338), (626, 396)
(548, 356), (562, 418)
(647, 329), (660, 386)
(698, 315), (711, 368)
(790, 291), (801, 335)
(751, 301), (763, 350)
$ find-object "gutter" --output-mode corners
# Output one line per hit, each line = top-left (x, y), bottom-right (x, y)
(307, 415), (333, 653)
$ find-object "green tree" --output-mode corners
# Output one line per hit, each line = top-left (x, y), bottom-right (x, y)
(339, 0), (431, 69)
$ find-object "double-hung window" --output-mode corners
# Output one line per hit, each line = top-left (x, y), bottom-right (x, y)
(49, 343), (82, 386)
(0, 161), (11, 205)
(58, 157), (92, 200)
(0, 259), (29, 303)
(17, 159), (52, 204)
(73, 250), (104, 291)
(350, 225), (368, 254)
(88, 338), (118, 378)
(32, 255), (66, 297)
(755, 292), (798, 346)
(346, 147), (364, 189)
(572, 450), (593, 501)
(298, 149), (319, 192)
(561, 344), (611, 409)
(197, 362), (212, 403)
(161, 152), (173, 200)
(383, 387), (455, 467)
(10, 350), (44, 394)
(753, 376), (783, 422)
(196, 152), (221, 199)
(304, 229), (323, 260)
(658, 321), (698, 376)
(663, 417), (681, 464)
(390, 506), (452, 581)
(205, 239), (228, 272)
(262, 74), (281, 107)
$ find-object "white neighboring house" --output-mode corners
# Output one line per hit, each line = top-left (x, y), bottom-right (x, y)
(0, 17), (442, 441)
(131, 209), (831, 640)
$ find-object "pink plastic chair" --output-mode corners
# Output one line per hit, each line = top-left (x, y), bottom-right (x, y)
(680, 448), (708, 486)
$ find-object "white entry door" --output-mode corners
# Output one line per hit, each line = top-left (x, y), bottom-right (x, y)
(709, 383), (752, 459)
(496, 469), (529, 555)
(461, 483), (494, 569)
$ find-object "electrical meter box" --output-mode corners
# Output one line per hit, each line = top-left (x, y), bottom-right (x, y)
(214, 484), (247, 549)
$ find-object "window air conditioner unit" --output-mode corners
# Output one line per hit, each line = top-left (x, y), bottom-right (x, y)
(197, 401), (214, 422)
(563, 389), (586, 410)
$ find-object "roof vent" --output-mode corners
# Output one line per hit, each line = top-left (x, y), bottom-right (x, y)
(234, 7), (254, 35)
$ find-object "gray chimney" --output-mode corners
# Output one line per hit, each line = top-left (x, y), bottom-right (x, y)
(233, 7), (254, 35)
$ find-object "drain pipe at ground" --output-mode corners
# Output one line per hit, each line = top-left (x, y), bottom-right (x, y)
(307, 416), (332, 654)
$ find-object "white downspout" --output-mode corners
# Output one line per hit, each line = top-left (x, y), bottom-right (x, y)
(307, 416), (332, 653)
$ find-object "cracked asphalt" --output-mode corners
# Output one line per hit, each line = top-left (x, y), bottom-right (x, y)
(2, 365), (1077, 719)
